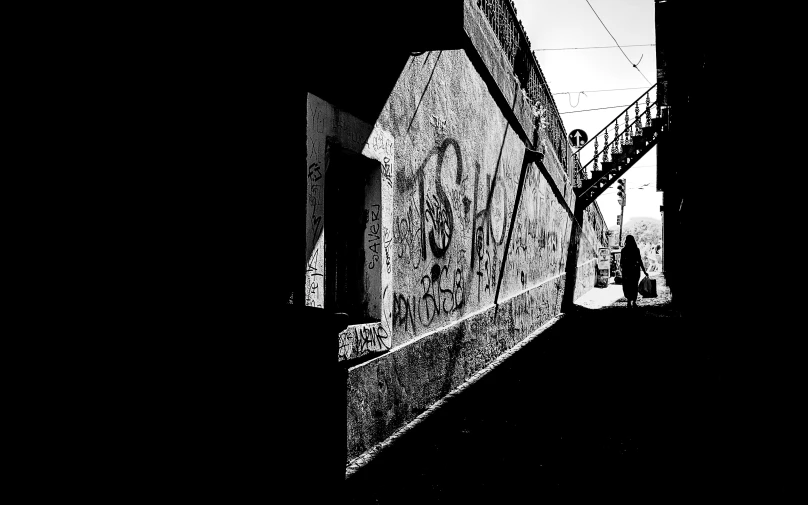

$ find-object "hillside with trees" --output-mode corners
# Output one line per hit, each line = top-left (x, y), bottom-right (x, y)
(610, 217), (661, 247)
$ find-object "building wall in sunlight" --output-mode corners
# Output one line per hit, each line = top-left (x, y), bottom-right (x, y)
(303, 0), (608, 462)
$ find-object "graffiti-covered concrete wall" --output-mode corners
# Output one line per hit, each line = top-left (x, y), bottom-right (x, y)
(305, 2), (608, 463)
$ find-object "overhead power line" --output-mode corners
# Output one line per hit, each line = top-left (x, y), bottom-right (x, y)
(553, 86), (649, 95)
(559, 104), (630, 114)
(568, 91), (586, 107)
(584, 0), (653, 86)
(603, 184), (653, 191)
(536, 44), (655, 51)
(598, 165), (657, 172)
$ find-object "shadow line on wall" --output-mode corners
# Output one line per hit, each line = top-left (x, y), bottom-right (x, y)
(407, 51), (443, 133)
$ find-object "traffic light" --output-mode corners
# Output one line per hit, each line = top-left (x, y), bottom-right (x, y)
(617, 179), (626, 207)
(617, 215), (622, 226)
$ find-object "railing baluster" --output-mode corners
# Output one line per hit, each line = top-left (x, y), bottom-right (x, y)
(645, 92), (651, 127)
(613, 121), (619, 155)
(624, 110), (630, 148)
(603, 127), (609, 163)
(593, 136), (599, 176)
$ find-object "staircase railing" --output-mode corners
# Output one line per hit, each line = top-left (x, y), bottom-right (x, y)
(573, 84), (661, 186)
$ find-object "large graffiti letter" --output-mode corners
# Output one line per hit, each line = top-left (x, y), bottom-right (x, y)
(428, 138), (463, 258)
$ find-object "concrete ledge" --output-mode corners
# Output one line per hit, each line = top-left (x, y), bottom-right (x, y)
(345, 261), (597, 462)
(346, 308), (566, 478)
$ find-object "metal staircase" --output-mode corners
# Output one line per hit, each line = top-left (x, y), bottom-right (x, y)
(573, 84), (668, 209)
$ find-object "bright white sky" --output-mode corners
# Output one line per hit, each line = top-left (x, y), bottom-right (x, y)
(513, 0), (660, 227)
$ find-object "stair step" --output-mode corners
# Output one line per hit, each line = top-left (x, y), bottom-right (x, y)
(642, 126), (656, 140)
(651, 117), (665, 130)
(632, 135), (645, 147)
(601, 161), (615, 173)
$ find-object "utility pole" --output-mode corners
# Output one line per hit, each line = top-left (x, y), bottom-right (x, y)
(618, 203), (626, 246)
(617, 179), (626, 246)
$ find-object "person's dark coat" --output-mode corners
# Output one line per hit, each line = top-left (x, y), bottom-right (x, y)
(620, 237), (645, 302)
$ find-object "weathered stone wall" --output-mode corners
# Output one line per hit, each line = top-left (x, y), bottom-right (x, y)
(346, 272), (566, 458)
(305, 2), (608, 462)
(378, 48), (581, 349)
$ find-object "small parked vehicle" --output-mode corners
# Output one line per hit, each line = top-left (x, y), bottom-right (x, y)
(610, 249), (622, 284)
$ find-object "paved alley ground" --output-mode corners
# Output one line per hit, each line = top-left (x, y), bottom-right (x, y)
(340, 274), (735, 502)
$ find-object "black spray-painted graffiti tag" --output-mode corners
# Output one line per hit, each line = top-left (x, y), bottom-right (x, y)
(397, 138), (464, 262)
(383, 226), (392, 274)
(338, 323), (391, 361)
(392, 253), (466, 333)
(382, 156), (392, 188)
(367, 203), (381, 269)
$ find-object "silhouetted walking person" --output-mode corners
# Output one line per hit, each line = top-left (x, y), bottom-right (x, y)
(620, 235), (648, 308)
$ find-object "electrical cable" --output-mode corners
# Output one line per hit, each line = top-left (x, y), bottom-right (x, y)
(535, 44), (655, 51)
(603, 185), (653, 192)
(559, 104), (630, 114)
(553, 86), (648, 95)
(584, 0), (653, 85)
(568, 91), (587, 108)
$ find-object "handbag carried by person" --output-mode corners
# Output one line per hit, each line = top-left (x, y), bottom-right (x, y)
(638, 276), (657, 298)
